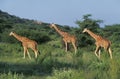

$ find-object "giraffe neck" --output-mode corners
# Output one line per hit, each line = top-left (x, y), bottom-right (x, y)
(86, 30), (99, 41)
(53, 26), (65, 37)
(12, 33), (24, 42)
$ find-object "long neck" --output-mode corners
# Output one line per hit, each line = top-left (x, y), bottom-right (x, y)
(53, 26), (65, 37)
(12, 33), (24, 42)
(86, 30), (99, 41)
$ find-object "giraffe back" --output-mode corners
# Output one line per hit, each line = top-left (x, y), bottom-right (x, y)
(95, 35), (111, 49)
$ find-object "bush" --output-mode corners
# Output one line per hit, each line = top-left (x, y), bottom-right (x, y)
(47, 69), (84, 79)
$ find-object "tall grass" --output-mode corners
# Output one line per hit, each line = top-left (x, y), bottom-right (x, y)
(47, 68), (84, 79)
(0, 71), (24, 79)
(0, 43), (120, 79)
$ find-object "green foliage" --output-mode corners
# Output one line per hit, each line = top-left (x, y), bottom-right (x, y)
(1, 10), (120, 79)
(47, 69), (84, 79)
(0, 42), (120, 79)
(75, 14), (103, 47)
(0, 10), (52, 44)
(76, 14), (102, 30)
(103, 24), (120, 42)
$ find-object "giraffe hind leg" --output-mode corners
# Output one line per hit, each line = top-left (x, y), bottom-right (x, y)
(97, 49), (101, 59)
(108, 48), (112, 59)
(105, 46), (112, 59)
(72, 42), (77, 54)
(34, 50), (38, 58)
(65, 42), (68, 52)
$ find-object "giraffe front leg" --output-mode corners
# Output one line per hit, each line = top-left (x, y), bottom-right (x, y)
(72, 42), (77, 54)
(23, 47), (27, 59)
(94, 46), (100, 59)
(65, 42), (68, 52)
(27, 49), (31, 59)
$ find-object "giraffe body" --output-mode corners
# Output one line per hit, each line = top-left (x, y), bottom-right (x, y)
(83, 28), (112, 59)
(50, 23), (77, 53)
(9, 32), (39, 59)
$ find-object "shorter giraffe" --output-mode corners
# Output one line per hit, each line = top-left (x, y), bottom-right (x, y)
(9, 32), (40, 59)
(83, 28), (112, 59)
(50, 23), (77, 53)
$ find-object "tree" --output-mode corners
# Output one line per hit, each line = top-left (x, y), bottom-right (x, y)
(76, 14), (102, 31)
(103, 24), (120, 43)
(75, 14), (103, 47)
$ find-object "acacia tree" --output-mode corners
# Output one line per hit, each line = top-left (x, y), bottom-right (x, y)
(75, 14), (103, 47)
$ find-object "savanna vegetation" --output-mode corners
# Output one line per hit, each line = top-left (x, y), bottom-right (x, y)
(0, 10), (120, 79)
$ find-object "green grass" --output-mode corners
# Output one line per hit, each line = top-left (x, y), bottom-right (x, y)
(0, 43), (120, 79)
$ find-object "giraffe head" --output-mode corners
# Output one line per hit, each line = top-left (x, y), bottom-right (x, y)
(9, 32), (14, 36)
(49, 23), (55, 28)
(82, 28), (88, 33)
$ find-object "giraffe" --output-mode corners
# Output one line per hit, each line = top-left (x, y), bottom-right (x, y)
(49, 23), (77, 53)
(83, 28), (112, 59)
(9, 32), (40, 59)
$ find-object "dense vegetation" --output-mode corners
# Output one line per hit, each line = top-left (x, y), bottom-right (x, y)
(0, 10), (120, 79)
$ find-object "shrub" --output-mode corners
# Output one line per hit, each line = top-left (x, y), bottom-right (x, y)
(47, 69), (84, 79)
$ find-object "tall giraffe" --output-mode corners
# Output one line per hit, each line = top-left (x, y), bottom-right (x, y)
(83, 28), (112, 59)
(49, 23), (77, 53)
(9, 32), (40, 59)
